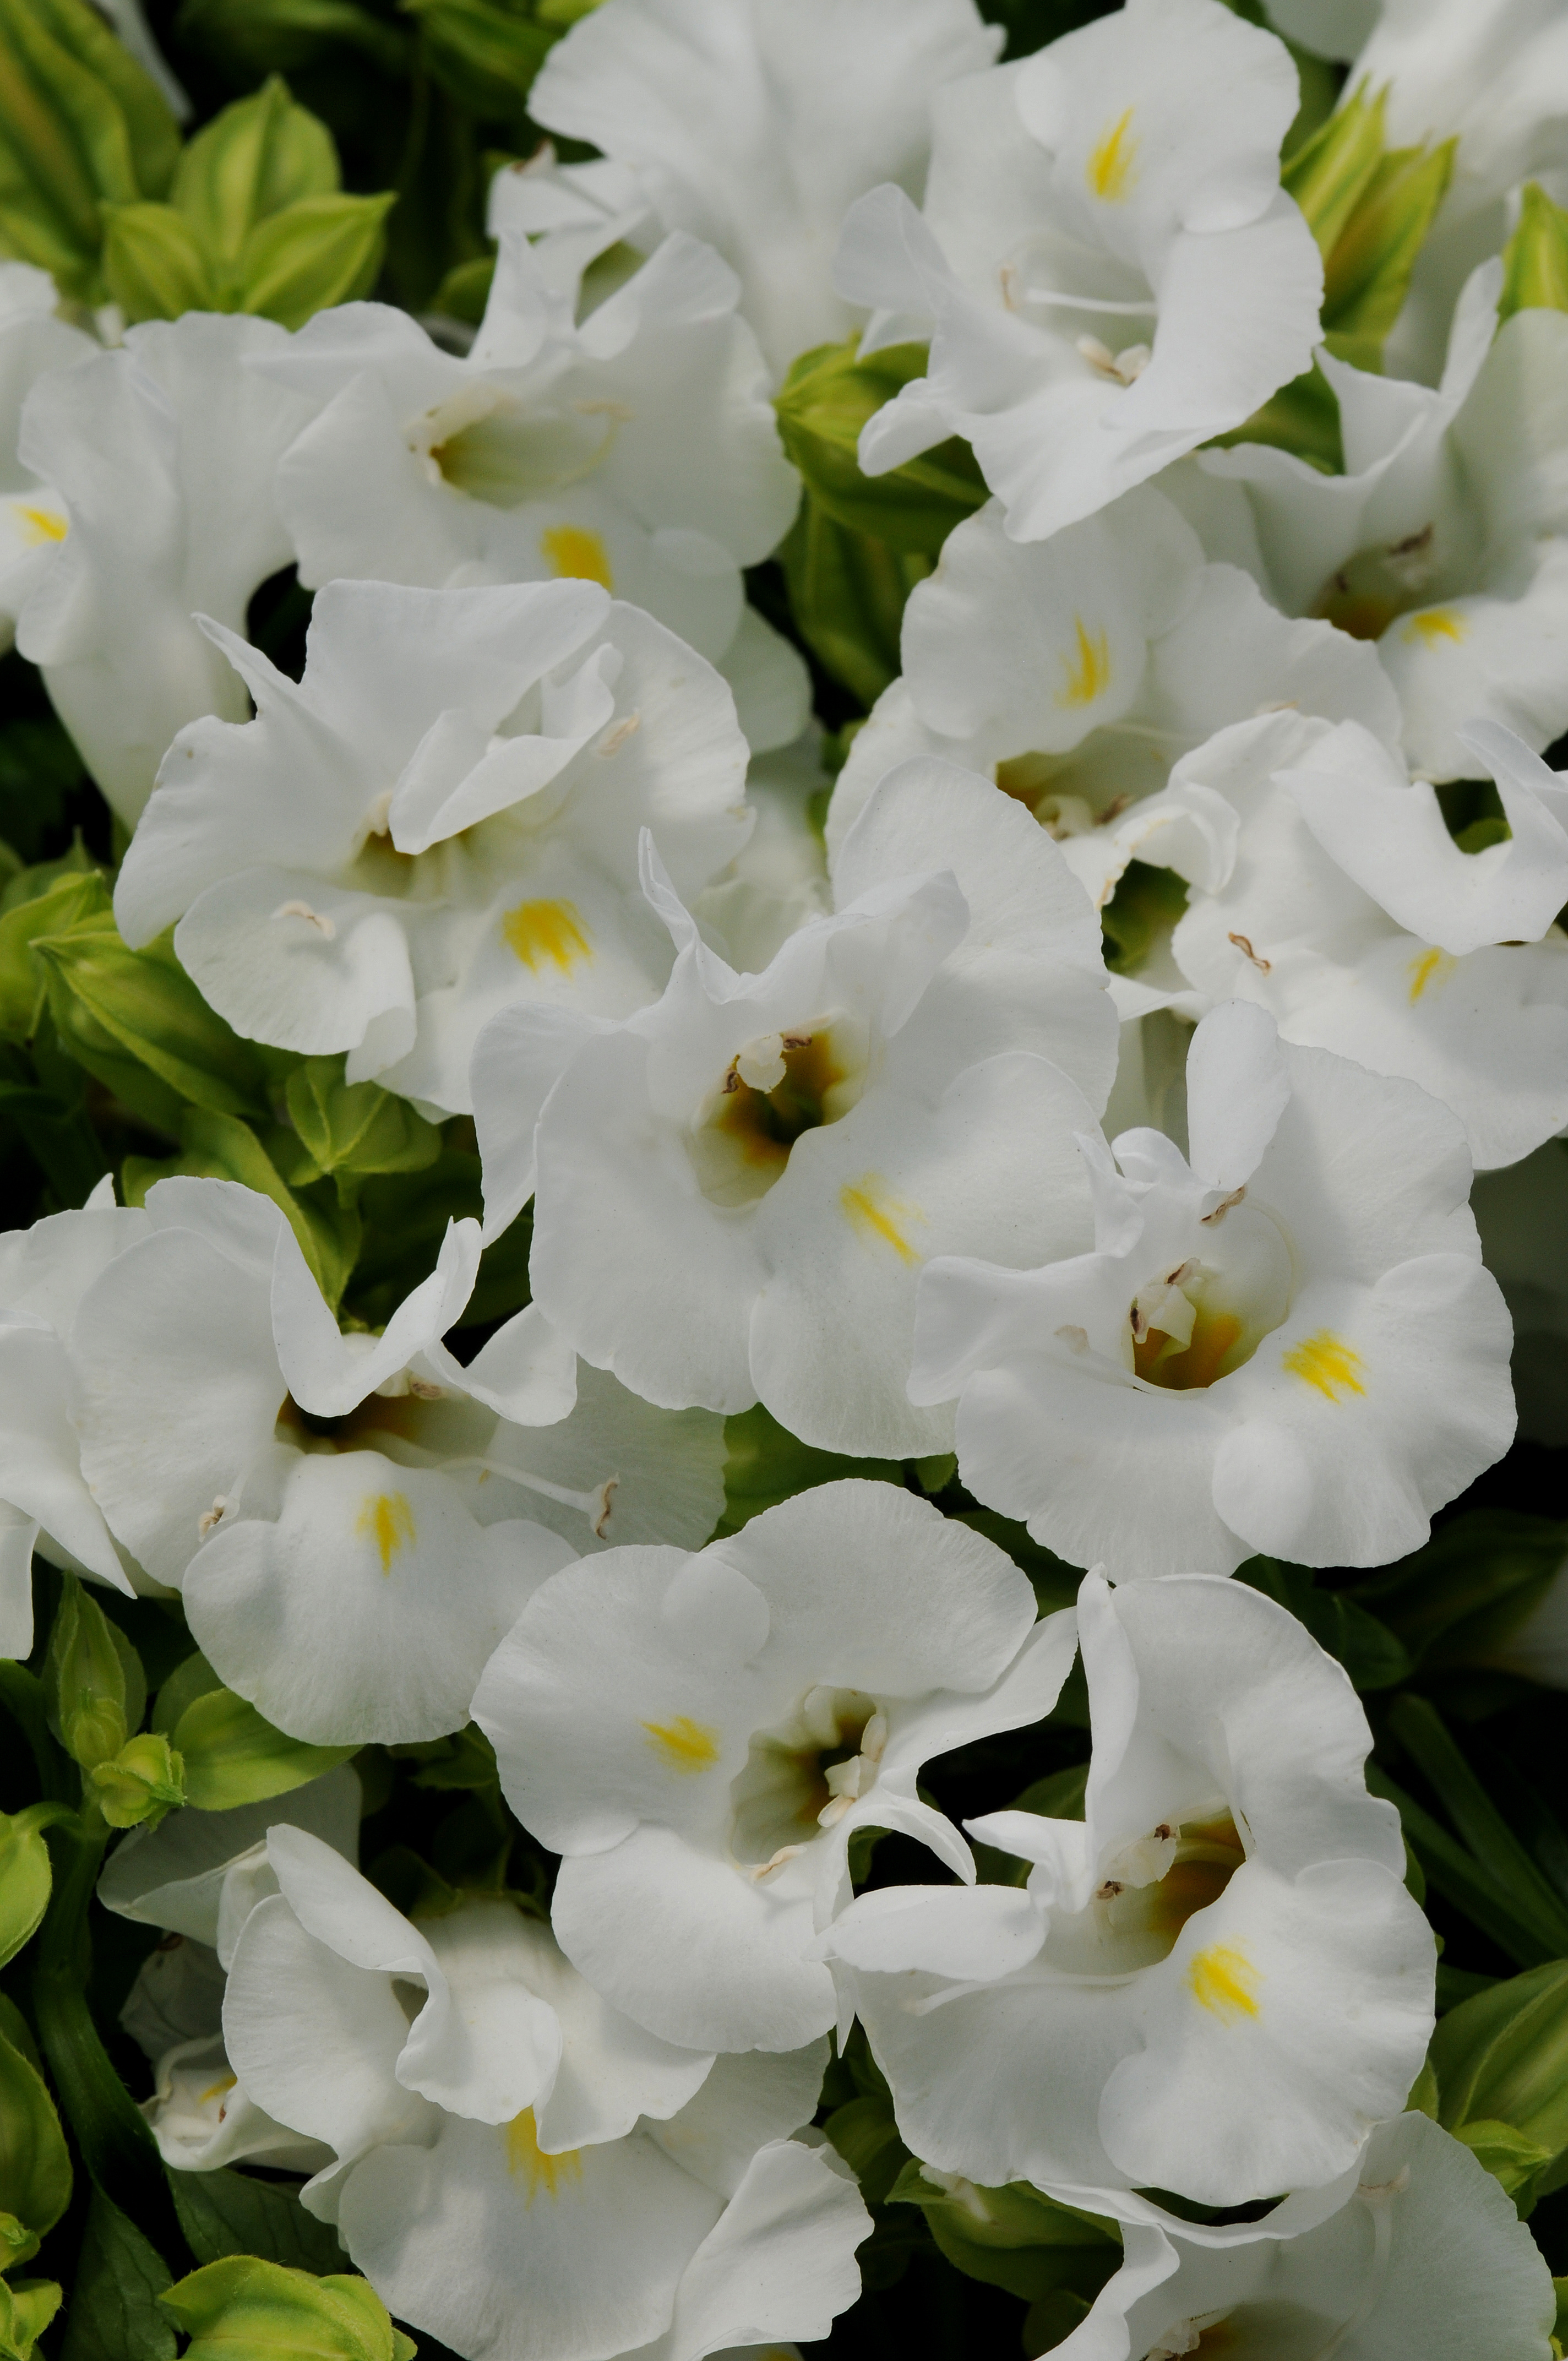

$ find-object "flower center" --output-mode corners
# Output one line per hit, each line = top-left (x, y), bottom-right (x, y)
(688, 1022), (867, 1207)
(1311, 524), (1454, 643)
(1125, 1204), (1293, 1392)
(1046, 1810), (1248, 1978)
(728, 1685), (885, 1873)
(409, 383), (626, 509)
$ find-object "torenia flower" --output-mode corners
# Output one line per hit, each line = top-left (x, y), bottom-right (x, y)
(835, 0), (1322, 542)
(113, 578), (752, 1117)
(819, 1570), (1435, 2207)
(911, 1000), (1514, 1576)
(251, 235), (808, 753)
(1048, 2112), (1555, 2361)
(14, 314), (317, 825)
(222, 1828), (868, 2361)
(826, 486), (1400, 915)
(0, 1179), (149, 1653)
(0, 266), (95, 641)
(473, 761), (1116, 1456)
(526, 0), (1004, 375)
(1141, 712), (1568, 1169)
(69, 1178), (725, 1744)
(1185, 264), (1568, 779)
(473, 1481), (1078, 2053)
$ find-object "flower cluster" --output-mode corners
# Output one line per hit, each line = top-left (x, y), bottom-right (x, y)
(0, 2), (1565, 2359)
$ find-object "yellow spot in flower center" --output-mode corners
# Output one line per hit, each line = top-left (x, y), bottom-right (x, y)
(1404, 607), (1467, 646)
(840, 1175), (923, 1264)
(540, 524), (613, 589)
(197, 2074), (237, 2107)
(1056, 617), (1112, 710)
(507, 2109), (583, 2203)
(643, 1715), (722, 1772)
(1087, 106), (1138, 201)
(1136, 1307), (1243, 1391)
(1282, 1330), (1365, 1402)
(1188, 1941), (1261, 2021)
(502, 897), (591, 973)
(1406, 946), (1455, 1003)
(15, 503), (65, 546)
(356, 1491), (416, 1573)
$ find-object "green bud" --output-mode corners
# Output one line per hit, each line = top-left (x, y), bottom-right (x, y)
(285, 1056), (442, 1202)
(888, 2160), (1119, 2304)
(1451, 2118), (1555, 2207)
(537, 0), (604, 21)
(160, 2257), (414, 2361)
(824, 2089), (908, 2208)
(1431, 1960), (1568, 2203)
(0, 2277), (61, 2361)
(432, 253), (496, 327)
(43, 1576), (141, 1775)
(0, 1807), (68, 1971)
(774, 340), (987, 557)
(172, 75), (338, 268)
(1320, 135), (1456, 372)
(1500, 183), (1568, 325)
(0, 2020), (72, 2252)
(1281, 80), (1388, 259)
(101, 197), (215, 323)
(172, 1684), (355, 1813)
(779, 492), (929, 710)
(405, 0), (556, 119)
(0, 868), (102, 1043)
(235, 191), (395, 330)
(89, 1731), (186, 1831)
(176, 0), (411, 81)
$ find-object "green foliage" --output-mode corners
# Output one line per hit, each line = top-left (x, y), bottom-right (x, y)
(888, 2164), (1120, 2308)
(1430, 1963), (1568, 2212)
(87, 1732), (185, 1831)
(780, 496), (932, 710)
(57, 2190), (173, 2361)
(168, 2165), (347, 2277)
(0, 2274), (61, 2360)
(1500, 182), (1568, 324)
(175, 0), (412, 82)
(1237, 1559), (1411, 1691)
(279, 1057), (442, 1204)
(717, 1402), (902, 1536)
(0, 1810), (64, 1972)
(0, 2022), (71, 2260)
(43, 1577), (141, 1777)
(162, 2259), (415, 2361)
(170, 1682), (355, 1811)
(1354, 1509), (1568, 1675)
(775, 342), (988, 558)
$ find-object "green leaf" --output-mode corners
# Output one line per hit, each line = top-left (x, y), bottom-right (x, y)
(27, 0), (178, 197)
(1100, 861), (1190, 981)
(124, 1107), (360, 1315)
(0, 869), (104, 1043)
(172, 1686), (355, 1813)
(89, 1732), (186, 1831)
(172, 75), (338, 266)
(0, 2018), (71, 2245)
(43, 1576), (133, 1775)
(1353, 1509), (1568, 1674)
(168, 2167), (345, 2276)
(405, 0), (557, 119)
(1389, 1695), (1568, 1957)
(236, 190), (396, 329)
(716, 1402), (902, 1536)
(101, 198), (215, 322)
(780, 491), (928, 710)
(1432, 1961), (1568, 2199)
(175, 0), (411, 80)
(824, 2091), (909, 2210)
(1450, 2117), (1554, 2208)
(284, 1057), (441, 1203)
(0, 1806), (69, 1971)
(162, 2259), (404, 2361)
(432, 252), (494, 324)
(775, 340), (987, 557)
(1500, 182), (1568, 325)
(1235, 1559), (1412, 1691)
(0, 2276), (62, 2361)
(1210, 358), (1343, 474)
(57, 2188), (174, 2361)
(888, 2161), (1119, 2305)
(150, 1649), (220, 1739)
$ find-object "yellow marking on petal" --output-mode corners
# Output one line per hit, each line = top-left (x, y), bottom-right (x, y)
(1403, 607), (1467, 646)
(197, 2074), (237, 2107)
(1281, 1330), (1365, 1402)
(643, 1715), (722, 1772)
(1406, 945), (1456, 1003)
(1187, 1941), (1261, 2021)
(502, 897), (592, 973)
(507, 2108), (583, 2204)
(1055, 616), (1112, 710)
(355, 1490), (416, 1573)
(840, 1174), (923, 1265)
(14, 503), (65, 546)
(540, 524), (613, 590)
(1087, 107), (1138, 202)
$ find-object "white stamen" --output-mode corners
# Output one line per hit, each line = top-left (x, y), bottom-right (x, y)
(736, 1032), (788, 1092)
(747, 1843), (805, 1882)
(596, 710), (641, 757)
(197, 1495), (228, 1539)
(273, 900), (336, 939)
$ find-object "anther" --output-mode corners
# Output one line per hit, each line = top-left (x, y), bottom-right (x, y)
(273, 900), (336, 939)
(1227, 931), (1271, 973)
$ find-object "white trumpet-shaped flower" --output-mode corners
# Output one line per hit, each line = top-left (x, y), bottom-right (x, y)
(819, 1570), (1436, 2207)
(474, 1480), (1078, 2055)
(113, 578), (753, 1117)
(220, 1829), (868, 2361)
(250, 233), (807, 753)
(835, 0), (1323, 543)
(911, 1000), (1515, 1577)
(473, 760), (1115, 1456)
(68, 1177), (725, 1745)
(0, 265), (95, 642)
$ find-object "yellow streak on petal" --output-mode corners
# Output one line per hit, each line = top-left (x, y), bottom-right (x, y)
(1055, 616), (1112, 709)
(502, 897), (592, 973)
(355, 1490), (416, 1573)
(15, 503), (66, 546)
(507, 2108), (584, 2204)
(839, 1174), (923, 1265)
(1406, 945), (1455, 1003)
(1281, 1330), (1365, 1402)
(1087, 107), (1138, 202)
(1187, 1941), (1261, 2021)
(197, 2074), (237, 2107)
(643, 1715), (722, 1772)
(1403, 607), (1467, 646)
(540, 524), (613, 590)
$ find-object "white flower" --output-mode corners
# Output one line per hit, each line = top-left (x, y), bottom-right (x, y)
(835, 0), (1323, 543)
(249, 234), (808, 754)
(819, 1569), (1436, 2207)
(472, 761), (1116, 1456)
(0, 1180), (150, 1655)
(1182, 263), (1568, 779)
(68, 1177), (725, 1744)
(1047, 2112), (1555, 2361)
(221, 1827), (869, 2361)
(114, 577), (753, 1117)
(526, 0), (1004, 376)
(14, 313), (319, 825)
(1120, 710), (1568, 1171)
(910, 999), (1515, 1576)
(694, 722), (832, 975)
(473, 1480), (1078, 2054)
(0, 266), (95, 644)
(826, 485), (1401, 914)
